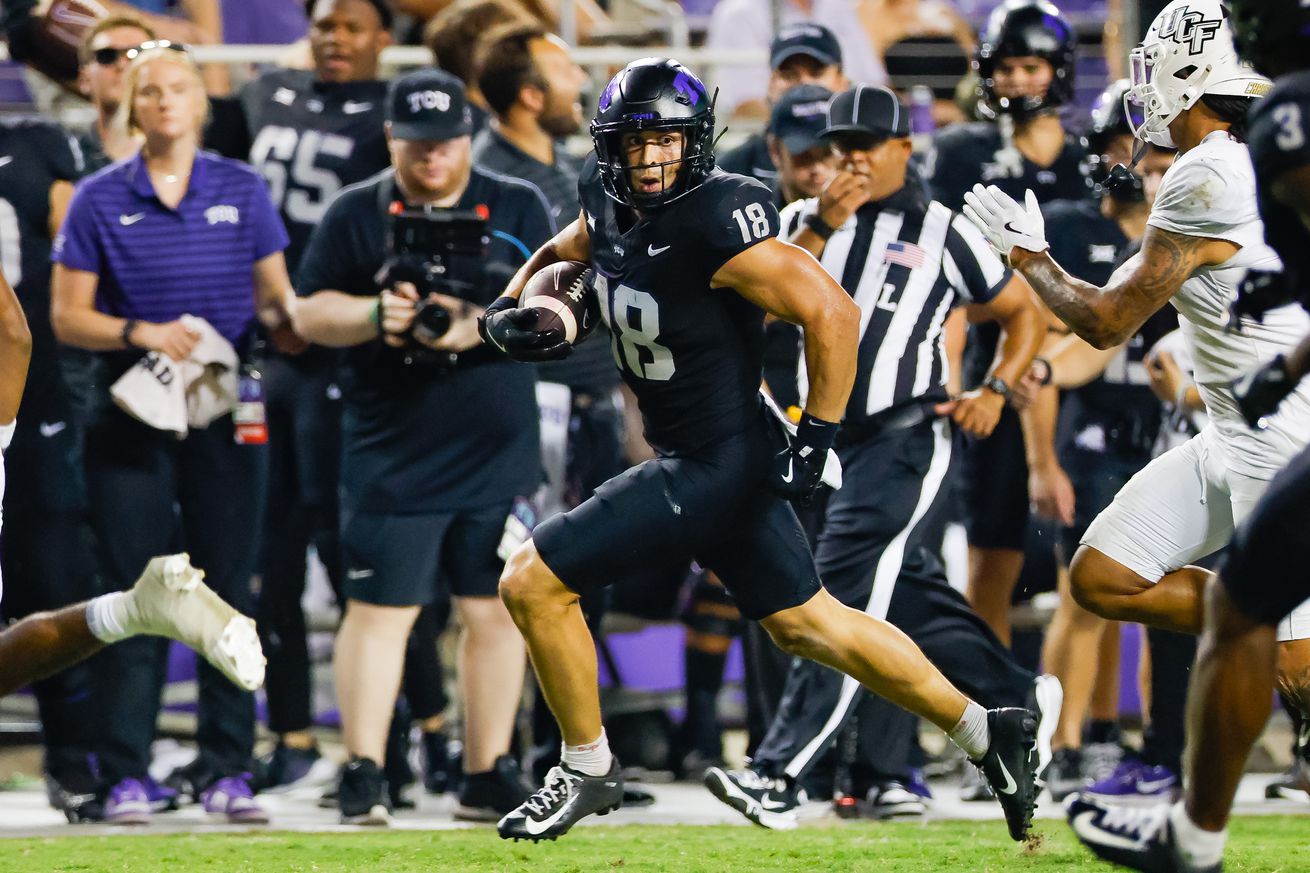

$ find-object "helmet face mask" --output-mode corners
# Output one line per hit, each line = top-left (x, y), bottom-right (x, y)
(974, 0), (1076, 121)
(1126, 0), (1271, 148)
(590, 58), (716, 210)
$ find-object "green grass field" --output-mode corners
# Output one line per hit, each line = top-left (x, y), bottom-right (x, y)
(4, 819), (1310, 873)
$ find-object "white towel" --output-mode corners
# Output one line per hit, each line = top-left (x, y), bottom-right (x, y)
(110, 316), (240, 436)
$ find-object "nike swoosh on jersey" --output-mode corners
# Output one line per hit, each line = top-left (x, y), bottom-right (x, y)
(648, 244), (672, 256)
(781, 457), (794, 484)
(343, 101), (374, 114)
(1069, 810), (1147, 852)
(119, 213), (146, 226)
(523, 798), (575, 835)
(346, 568), (374, 580)
(0, 156), (13, 169)
(38, 421), (67, 438)
(994, 758), (1018, 795)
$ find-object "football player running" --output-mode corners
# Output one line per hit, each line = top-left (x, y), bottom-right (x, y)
(965, 0), (1310, 671)
(480, 58), (1043, 843)
(1053, 1), (1310, 870)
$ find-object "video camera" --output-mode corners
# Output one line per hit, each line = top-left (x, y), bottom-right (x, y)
(380, 207), (497, 346)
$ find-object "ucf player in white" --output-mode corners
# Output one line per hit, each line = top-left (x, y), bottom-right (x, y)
(965, 0), (1310, 784)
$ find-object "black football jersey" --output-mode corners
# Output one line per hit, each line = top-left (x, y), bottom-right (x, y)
(1248, 69), (1310, 312)
(578, 155), (781, 456)
(0, 119), (81, 302)
(240, 69), (390, 271)
(1045, 199), (1173, 456)
(926, 121), (1090, 212)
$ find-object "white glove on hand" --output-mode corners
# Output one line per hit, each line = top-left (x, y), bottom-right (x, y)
(962, 184), (1049, 257)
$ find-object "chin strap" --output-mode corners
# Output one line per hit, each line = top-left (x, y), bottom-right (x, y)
(1103, 139), (1149, 196)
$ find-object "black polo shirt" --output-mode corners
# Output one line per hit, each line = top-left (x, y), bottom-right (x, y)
(296, 166), (554, 513)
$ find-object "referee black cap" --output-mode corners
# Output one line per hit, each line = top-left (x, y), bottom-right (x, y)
(770, 23), (842, 71)
(820, 84), (910, 142)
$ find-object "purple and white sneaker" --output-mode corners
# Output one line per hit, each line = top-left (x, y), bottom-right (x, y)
(201, 775), (269, 824)
(104, 778), (152, 825)
(1086, 759), (1179, 800)
(142, 776), (180, 812)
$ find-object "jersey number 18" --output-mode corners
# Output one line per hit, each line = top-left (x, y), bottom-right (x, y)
(593, 273), (675, 381)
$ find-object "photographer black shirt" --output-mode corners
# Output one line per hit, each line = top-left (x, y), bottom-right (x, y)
(296, 166), (554, 513)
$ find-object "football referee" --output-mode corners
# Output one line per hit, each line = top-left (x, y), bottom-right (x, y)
(709, 86), (1056, 824)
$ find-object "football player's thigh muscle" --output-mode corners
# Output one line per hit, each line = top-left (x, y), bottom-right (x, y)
(1081, 431), (1233, 583)
(534, 452), (744, 596)
(700, 494), (822, 622)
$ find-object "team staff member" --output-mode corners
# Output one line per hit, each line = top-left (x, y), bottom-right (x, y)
(0, 108), (100, 822)
(708, 85), (1054, 826)
(235, 0), (396, 794)
(50, 44), (297, 825)
(292, 69), (553, 826)
(718, 23), (848, 187)
(926, 0), (1087, 648)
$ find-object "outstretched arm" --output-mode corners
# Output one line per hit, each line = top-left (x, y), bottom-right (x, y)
(1009, 226), (1233, 349)
(713, 238), (859, 424)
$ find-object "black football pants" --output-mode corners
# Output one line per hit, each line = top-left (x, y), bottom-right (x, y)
(752, 418), (1033, 783)
(86, 407), (266, 786)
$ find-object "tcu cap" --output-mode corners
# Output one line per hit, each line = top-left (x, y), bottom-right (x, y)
(387, 68), (473, 140)
(768, 84), (834, 154)
(769, 23), (842, 70)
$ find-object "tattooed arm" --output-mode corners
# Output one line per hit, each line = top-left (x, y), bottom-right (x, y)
(1008, 227), (1238, 349)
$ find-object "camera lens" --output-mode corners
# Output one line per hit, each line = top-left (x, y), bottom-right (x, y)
(413, 300), (451, 341)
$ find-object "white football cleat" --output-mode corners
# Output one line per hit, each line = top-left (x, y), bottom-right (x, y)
(129, 553), (266, 691)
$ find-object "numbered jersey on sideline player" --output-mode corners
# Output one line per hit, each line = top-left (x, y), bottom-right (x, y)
(578, 155), (780, 456)
(1249, 69), (1310, 310)
(240, 69), (389, 269)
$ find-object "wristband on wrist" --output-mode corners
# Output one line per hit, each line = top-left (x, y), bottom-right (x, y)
(796, 412), (840, 454)
(369, 296), (383, 333)
(804, 213), (836, 241)
(121, 319), (140, 349)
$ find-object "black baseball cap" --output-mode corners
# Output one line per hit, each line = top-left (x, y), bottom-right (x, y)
(769, 23), (842, 71)
(768, 84), (834, 155)
(819, 84), (910, 142)
(387, 69), (473, 141)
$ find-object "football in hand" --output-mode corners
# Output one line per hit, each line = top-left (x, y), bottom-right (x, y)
(519, 261), (598, 346)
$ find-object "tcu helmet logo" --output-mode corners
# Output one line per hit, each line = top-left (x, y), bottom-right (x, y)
(407, 90), (451, 113)
(1156, 5), (1222, 54)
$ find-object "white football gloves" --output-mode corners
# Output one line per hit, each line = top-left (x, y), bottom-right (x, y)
(962, 184), (1049, 257)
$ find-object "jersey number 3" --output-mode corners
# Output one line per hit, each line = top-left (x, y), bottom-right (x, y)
(593, 274), (675, 381)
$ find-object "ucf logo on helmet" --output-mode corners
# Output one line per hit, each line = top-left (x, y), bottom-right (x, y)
(1156, 6), (1222, 54)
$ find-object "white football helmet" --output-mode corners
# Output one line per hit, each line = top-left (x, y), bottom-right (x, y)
(1124, 0), (1271, 147)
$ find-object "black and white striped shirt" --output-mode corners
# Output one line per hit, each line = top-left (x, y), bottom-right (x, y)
(780, 184), (1011, 426)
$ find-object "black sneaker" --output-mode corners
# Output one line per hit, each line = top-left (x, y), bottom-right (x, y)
(970, 707), (1040, 842)
(497, 758), (624, 841)
(421, 730), (453, 794)
(703, 766), (805, 831)
(1047, 748), (1087, 802)
(455, 754), (531, 821)
(863, 781), (926, 819)
(253, 743), (336, 794)
(1067, 795), (1221, 873)
(46, 770), (103, 823)
(338, 758), (391, 826)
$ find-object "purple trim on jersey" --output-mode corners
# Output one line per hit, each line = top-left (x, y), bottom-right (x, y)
(53, 150), (289, 344)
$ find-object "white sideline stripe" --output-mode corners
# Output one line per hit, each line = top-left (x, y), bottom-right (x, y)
(783, 419), (954, 780)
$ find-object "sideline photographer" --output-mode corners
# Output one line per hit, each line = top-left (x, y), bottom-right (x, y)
(292, 68), (553, 824)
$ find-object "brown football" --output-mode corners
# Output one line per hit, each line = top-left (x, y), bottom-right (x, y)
(20, 0), (109, 87)
(519, 260), (597, 346)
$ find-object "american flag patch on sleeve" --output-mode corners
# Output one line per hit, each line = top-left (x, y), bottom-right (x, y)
(883, 241), (926, 268)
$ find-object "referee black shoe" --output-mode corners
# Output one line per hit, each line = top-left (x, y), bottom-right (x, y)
(497, 758), (623, 841)
(971, 707), (1040, 841)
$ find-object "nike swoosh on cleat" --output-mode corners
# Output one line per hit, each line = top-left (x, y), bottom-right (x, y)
(523, 800), (574, 835)
(1135, 778), (1176, 794)
(760, 797), (791, 811)
(1070, 810), (1145, 852)
(994, 758), (1018, 795)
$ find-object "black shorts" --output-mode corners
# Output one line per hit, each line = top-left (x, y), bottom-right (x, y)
(340, 502), (511, 607)
(960, 407), (1029, 551)
(533, 414), (821, 622)
(1220, 444), (1310, 627)
(1059, 446), (1152, 560)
